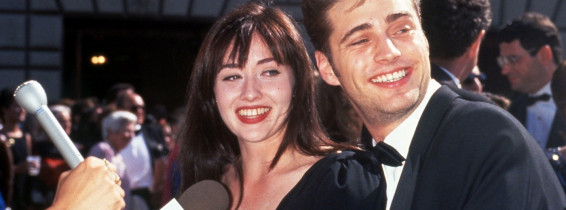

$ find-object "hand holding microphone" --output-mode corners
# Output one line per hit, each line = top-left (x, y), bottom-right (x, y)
(15, 81), (125, 210)
(14, 80), (83, 168)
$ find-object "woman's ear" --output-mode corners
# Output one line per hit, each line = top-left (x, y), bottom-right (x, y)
(315, 51), (341, 86)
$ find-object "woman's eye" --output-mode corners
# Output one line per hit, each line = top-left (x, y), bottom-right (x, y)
(263, 69), (280, 76)
(222, 75), (241, 81)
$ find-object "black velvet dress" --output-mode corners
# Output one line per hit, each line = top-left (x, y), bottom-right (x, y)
(277, 150), (385, 210)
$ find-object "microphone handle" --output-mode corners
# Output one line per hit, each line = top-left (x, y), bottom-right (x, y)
(34, 104), (84, 168)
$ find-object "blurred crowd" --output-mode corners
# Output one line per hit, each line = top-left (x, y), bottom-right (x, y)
(0, 83), (183, 210)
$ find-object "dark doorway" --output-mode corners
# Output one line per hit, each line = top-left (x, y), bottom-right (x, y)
(63, 17), (212, 111)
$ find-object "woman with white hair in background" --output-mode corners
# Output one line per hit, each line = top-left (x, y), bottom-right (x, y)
(89, 110), (136, 210)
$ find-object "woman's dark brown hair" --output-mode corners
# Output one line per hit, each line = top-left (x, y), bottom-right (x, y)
(178, 2), (343, 200)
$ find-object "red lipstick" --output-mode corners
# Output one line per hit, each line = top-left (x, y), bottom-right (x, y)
(235, 106), (271, 124)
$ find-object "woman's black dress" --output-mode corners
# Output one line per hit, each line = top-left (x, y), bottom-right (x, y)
(277, 150), (385, 210)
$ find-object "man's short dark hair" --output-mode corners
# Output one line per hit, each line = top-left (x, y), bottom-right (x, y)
(302, 0), (421, 63)
(498, 12), (563, 65)
(421, 0), (492, 59)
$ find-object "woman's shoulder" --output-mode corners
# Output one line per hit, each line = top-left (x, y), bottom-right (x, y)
(277, 149), (383, 209)
(88, 141), (113, 158)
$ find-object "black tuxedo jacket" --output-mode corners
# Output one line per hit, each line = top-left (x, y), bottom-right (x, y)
(508, 94), (566, 149)
(430, 64), (458, 88)
(363, 86), (566, 209)
(430, 64), (493, 104)
(139, 124), (169, 167)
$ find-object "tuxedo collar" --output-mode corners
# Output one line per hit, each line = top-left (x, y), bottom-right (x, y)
(389, 86), (460, 210)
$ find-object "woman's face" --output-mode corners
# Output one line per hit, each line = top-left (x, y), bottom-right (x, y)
(2, 102), (26, 123)
(214, 34), (295, 144)
(107, 122), (135, 152)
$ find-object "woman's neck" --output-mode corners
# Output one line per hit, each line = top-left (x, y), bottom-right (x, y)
(1, 121), (22, 137)
(239, 140), (284, 177)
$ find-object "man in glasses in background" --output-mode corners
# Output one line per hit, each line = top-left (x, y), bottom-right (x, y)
(497, 12), (566, 155)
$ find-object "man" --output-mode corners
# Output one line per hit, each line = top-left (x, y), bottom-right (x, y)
(302, 0), (566, 209)
(421, 0), (490, 89)
(116, 92), (168, 209)
(420, 0), (494, 104)
(498, 12), (566, 151)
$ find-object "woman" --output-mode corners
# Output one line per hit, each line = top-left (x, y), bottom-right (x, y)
(179, 3), (382, 209)
(88, 110), (135, 210)
(0, 87), (34, 209)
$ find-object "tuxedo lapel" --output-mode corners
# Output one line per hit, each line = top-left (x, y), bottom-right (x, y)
(546, 112), (566, 148)
(390, 86), (459, 210)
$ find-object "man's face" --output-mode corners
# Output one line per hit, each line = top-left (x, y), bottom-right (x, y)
(316, 0), (430, 128)
(499, 40), (548, 94)
(124, 94), (145, 125)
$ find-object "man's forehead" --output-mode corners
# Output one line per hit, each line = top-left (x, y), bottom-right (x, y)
(330, 0), (416, 13)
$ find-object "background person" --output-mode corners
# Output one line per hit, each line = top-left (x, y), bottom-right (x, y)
(89, 110), (137, 210)
(0, 87), (35, 210)
(116, 92), (168, 209)
(497, 12), (566, 154)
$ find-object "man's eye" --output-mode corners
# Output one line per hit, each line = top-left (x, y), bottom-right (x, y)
(395, 26), (412, 35)
(350, 39), (369, 46)
(398, 28), (410, 34)
(508, 56), (519, 63)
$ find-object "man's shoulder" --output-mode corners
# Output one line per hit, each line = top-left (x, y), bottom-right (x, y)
(424, 86), (527, 144)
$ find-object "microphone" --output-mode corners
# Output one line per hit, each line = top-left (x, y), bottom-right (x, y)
(161, 180), (230, 210)
(13, 80), (84, 168)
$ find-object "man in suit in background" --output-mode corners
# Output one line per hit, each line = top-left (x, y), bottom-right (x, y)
(116, 92), (168, 209)
(421, 0), (494, 104)
(422, 0), (490, 89)
(302, 0), (566, 209)
(498, 12), (566, 152)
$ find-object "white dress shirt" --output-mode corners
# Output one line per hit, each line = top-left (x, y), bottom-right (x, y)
(373, 80), (441, 210)
(526, 83), (556, 149)
(119, 130), (154, 190)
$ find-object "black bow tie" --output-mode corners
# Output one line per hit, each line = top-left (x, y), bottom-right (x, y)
(371, 141), (406, 166)
(527, 94), (550, 106)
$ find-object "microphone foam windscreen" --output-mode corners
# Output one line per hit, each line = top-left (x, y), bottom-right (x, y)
(178, 180), (230, 210)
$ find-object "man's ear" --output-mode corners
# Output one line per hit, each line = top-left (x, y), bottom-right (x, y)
(536, 45), (554, 64)
(314, 50), (341, 86)
(468, 30), (485, 59)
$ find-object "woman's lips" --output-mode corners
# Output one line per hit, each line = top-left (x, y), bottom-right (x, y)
(236, 106), (271, 124)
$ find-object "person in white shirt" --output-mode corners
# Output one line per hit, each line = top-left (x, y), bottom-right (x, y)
(89, 110), (136, 210)
(116, 92), (168, 209)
